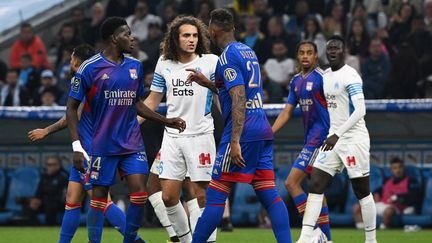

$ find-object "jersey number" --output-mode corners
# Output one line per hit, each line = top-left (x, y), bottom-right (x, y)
(92, 157), (102, 171)
(246, 61), (260, 88)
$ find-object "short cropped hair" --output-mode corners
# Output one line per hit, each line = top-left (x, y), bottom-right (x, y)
(327, 35), (345, 47)
(100, 17), (128, 41)
(73, 44), (95, 62)
(210, 8), (234, 31)
(390, 157), (404, 165)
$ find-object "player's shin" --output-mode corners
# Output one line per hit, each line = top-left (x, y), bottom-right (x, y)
(253, 181), (292, 243)
(124, 192), (148, 243)
(299, 193), (324, 242)
(59, 203), (81, 243)
(88, 197), (107, 243)
(149, 191), (178, 239)
(317, 204), (332, 241)
(359, 193), (377, 243)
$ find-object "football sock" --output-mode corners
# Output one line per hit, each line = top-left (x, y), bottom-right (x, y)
(58, 203), (81, 243)
(166, 201), (192, 243)
(253, 181), (292, 243)
(359, 193), (376, 242)
(187, 198), (200, 233)
(317, 205), (332, 241)
(293, 193), (307, 216)
(88, 197), (107, 243)
(104, 201), (143, 241)
(299, 193), (324, 242)
(123, 192), (148, 243)
(149, 191), (177, 238)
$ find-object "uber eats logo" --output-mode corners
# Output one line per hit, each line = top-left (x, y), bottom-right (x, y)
(172, 79), (193, 96)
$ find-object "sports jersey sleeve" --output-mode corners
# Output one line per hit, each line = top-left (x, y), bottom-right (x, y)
(136, 63), (145, 100)
(209, 55), (219, 83)
(286, 78), (297, 106)
(150, 58), (167, 93)
(68, 66), (91, 102)
(345, 71), (364, 101)
(219, 51), (244, 90)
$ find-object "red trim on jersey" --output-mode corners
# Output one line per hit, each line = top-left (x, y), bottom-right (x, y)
(272, 197), (282, 204)
(315, 91), (328, 108)
(84, 85), (98, 112)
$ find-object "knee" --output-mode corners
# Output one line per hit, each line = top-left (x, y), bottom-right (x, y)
(354, 189), (370, 200)
(92, 186), (109, 199)
(162, 192), (179, 207)
(196, 192), (206, 207)
(284, 177), (300, 194)
(383, 207), (396, 217)
(308, 177), (325, 194)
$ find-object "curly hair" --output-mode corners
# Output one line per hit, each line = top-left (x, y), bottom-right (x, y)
(161, 16), (210, 62)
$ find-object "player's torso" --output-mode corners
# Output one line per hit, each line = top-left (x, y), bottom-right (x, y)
(216, 42), (273, 143)
(292, 70), (329, 146)
(160, 55), (217, 136)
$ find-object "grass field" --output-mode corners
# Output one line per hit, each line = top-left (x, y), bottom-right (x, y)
(0, 227), (431, 243)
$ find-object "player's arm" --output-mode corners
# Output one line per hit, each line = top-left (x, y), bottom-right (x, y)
(272, 104), (295, 134)
(186, 68), (218, 94)
(136, 100), (186, 132)
(28, 104), (84, 141)
(137, 91), (164, 124)
(229, 85), (246, 168)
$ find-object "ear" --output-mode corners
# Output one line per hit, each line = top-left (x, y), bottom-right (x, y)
(111, 34), (117, 45)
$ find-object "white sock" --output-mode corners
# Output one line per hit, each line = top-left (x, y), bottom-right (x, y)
(148, 191), (177, 238)
(359, 193), (376, 242)
(186, 198), (200, 233)
(166, 201), (192, 243)
(299, 193), (324, 242)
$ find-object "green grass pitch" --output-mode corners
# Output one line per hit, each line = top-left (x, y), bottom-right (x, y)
(0, 227), (431, 243)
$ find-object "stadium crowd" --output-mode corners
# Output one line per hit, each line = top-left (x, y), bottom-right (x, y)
(1, 0), (432, 107)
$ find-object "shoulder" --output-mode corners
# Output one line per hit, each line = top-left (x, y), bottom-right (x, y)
(202, 54), (219, 64)
(77, 53), (103, 75)
(124, 55), (142, 65)
(312, 68), (325, 79)
(343, 65), (362, 80)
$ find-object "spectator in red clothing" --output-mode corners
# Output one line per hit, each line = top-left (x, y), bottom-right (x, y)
(9, 23), (50, 70)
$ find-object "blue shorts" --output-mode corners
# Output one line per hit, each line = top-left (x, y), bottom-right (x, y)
(88, 151), (149, 186)
(212, 140), (275, 183)
(68, 160), (92, 191)
(292, 146), (320, 175)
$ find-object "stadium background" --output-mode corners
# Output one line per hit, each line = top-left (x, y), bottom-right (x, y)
(0, 0), (432, 242)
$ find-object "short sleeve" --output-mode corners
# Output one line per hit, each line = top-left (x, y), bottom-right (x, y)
(219, 51), (244, 90)
(345, 69), (364, 101)
(286, 78), (297, 106)
(68, 67), (91, 102)
(136, 63), (145, 99)
(209, 54), (219, 83)
(150, 57), (167, 93)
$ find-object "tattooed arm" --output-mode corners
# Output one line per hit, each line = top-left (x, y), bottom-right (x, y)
(229, 85), (246, 167)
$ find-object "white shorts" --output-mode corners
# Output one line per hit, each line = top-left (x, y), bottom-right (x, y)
(159, 133), (215, 182)
(150, 151), (162, 175)
(375, 202), (415, 216)
(313, 141), (370, 179)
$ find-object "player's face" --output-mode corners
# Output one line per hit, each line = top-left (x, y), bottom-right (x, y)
(70, 53), (81, 74)
(297, 43), (317, 70)
(178, 24), (198, 54)
(326, 40), (344, 68)
(114, 25), (135, 54)
(208, 21), (221, 48)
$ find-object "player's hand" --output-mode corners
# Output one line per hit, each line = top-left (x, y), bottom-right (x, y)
(230, 142), (246, 168)
(73, 152), (86, 173)
(28, 128), (48, 141)
(186, 68), (210, 87)
(322, 134), (339, 151)
(165, 117), (186, 133)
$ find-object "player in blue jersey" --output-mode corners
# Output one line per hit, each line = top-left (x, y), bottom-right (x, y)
(190, 9), (291, 243)
(66, 17), (185, 243)
(272, 41), (332, 242)
(28, 44), (145, 243)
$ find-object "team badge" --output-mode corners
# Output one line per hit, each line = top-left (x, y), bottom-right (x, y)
(71, 77), (80, 92)
(129, 69), (138, 79)
(306, 82), (313, 91)
(224, 68), (237, 82)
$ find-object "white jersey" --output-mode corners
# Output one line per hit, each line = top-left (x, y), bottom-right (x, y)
(323, 64), (369, 144)
(150, 54), (219, 137)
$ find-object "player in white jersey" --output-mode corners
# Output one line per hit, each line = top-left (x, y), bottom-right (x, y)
(139, 16), (218, 243)
(298, 36), (377, 243)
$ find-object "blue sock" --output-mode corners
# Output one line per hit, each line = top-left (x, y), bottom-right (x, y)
(88, 198), (107, 243)
(59, 203), (81, 243)
(293, 193), (308, 216)
(123, 192), (148, 243)
(254, 185), (292, 243)
(192, 181), (231, 243)
(318, 206), (332, 241)
(105, 202), (143, 241)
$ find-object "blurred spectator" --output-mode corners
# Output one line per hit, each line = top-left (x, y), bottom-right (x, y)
(18, 54), (40, 92)
(126, 0), (162, 43)
(261, 66), (283, 103)
(239, 16), (265, 51)
(348, 3), (378, 37)
(352, 158), (421, 229)
(0, 59), (7, 83)
(0, 69), (31, 106)
(160, 1), (178, 29)
(233, 0), (254, 17)
(388, 2), (416, 48)
(301, 16), (327, 64)
(362, 37), (391, 99)
(140, 22), (163, 72)
(106, 0), (137, 17)
(346, 18), (370, 59)
(83, 2), (106, 46)
(69, 7), (90, 41)
(40, 89), (59, 107)
(253, 0), (271, 34)
(52, 22), (82, 71)
(425, 0), (432, 33)
(385, 42), (421, 98)
(385, 0), (423, 17)
(362, 0), (387, 29)
(196, 0), (215, 25)
(285, 0), (310, 38)
(263, 40), (295, 89)
(323, 3), (346, 38)
(55, 47), (73, 95)
(9, 23), (50, 70)
(28, 156), (68, 225)
(345, 46), (361, 74)
(33, 70), (62, 106)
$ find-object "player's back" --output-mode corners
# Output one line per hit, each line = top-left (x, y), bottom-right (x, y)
(215, 42), (273, 143)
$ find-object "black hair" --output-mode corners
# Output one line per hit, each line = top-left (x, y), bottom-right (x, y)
(210, 8), (234, 31)
(390, 157), (404, 165)
(73, 44), (96, 62)
(20, 22), (32, 30)
(296, 40), (318, 54)
(328, 35), (345, 47)
(100, 17), (128, 41)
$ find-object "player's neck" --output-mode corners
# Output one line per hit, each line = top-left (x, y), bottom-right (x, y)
(301, 66), (314, 76)
(103, 47), (124, 64)
(178, 52), (197, 64)
(219, 35), (236, 50)
(330, 62), (345, 71)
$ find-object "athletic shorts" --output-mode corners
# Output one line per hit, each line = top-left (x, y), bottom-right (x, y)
(69, 159), (92, 191)
(313, 140), (370, 179)
(150, 151), (162, 175)
(375, 202), (415, 216)
(88, 151), (149, 186)
(212, 140), (275, 183)
(159, 133), (215, 182)
(292, 146), (320, 175)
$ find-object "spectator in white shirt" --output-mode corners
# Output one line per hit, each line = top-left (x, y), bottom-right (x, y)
(126, 0), (162, 43)
(263, 40), (296, 90)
